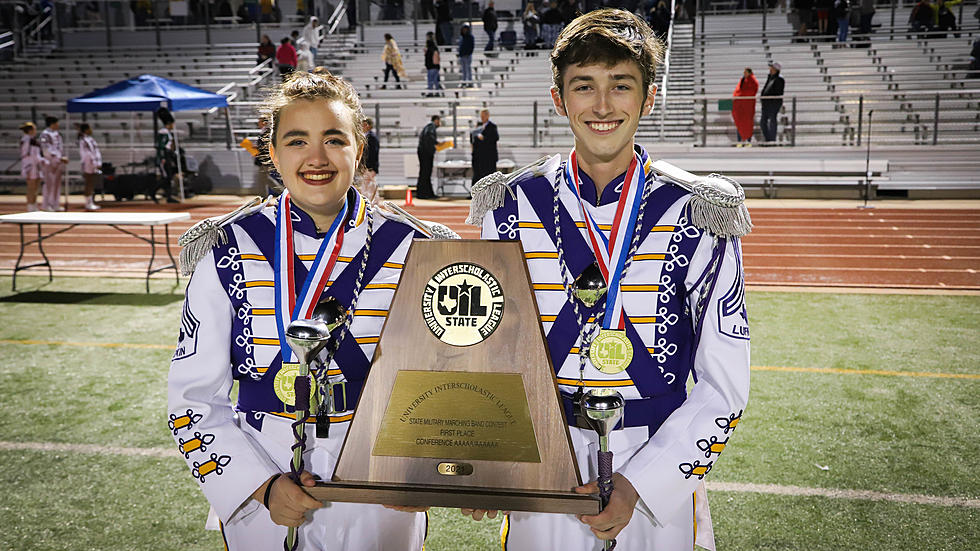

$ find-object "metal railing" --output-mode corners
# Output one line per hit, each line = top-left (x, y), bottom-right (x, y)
(691, 89), (980, 147)
(326, 1), (349, 36)
(201, 88), (980, 149)
(659, 0), (679, 140)
(27, 13), (54, 45)
(199, 58), (275, 148)
(0, 31), (14, 57)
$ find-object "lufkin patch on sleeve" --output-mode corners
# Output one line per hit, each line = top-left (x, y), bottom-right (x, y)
(717, 243), (750, 340)
(465, 155), (560, 226)
(173, 297), (201, 360)
(177, 196), (270, 275)
(650, 161), (753, 238)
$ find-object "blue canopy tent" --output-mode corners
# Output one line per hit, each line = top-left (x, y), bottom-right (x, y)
(65, 74), (230, 201)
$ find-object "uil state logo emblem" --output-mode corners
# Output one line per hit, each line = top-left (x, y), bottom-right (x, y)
(421, 262), (505, 346)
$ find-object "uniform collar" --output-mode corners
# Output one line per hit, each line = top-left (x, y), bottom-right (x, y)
(574, 166), (628, 207)
(286, 188), (365, 238)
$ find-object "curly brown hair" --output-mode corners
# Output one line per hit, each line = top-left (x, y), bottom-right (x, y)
(258, 69), (367, 172)
(550, 9), (665, 99)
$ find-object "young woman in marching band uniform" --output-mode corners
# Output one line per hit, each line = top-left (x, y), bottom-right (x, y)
(168, 70), (438, 550)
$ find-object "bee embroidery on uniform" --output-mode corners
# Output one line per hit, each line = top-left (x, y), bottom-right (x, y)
(678, 460), (713, 480)
(715, 409), (742, 434)
(178, 432), (216, 459)
(696, 435), (729, 458)
(192, 453), (231, 483)
(168, 409), (203, 435)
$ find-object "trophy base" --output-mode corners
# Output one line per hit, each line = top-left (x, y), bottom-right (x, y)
(309, 480), (601, 515)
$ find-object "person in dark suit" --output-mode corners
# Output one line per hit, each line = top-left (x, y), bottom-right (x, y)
(471, 109), (499, 184)
(416, 115), (442, 199)
(760, 62), (785, 143)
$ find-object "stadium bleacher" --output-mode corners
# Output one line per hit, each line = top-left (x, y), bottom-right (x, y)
(0, 3), (977, 198)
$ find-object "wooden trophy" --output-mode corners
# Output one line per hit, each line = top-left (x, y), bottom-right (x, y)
(309, 240), (599, 514)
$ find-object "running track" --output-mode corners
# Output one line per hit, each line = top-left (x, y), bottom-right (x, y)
(1, 199), (978, 290)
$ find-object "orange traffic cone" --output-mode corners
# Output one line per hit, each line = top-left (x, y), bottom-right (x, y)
(404, 187), (414, 207)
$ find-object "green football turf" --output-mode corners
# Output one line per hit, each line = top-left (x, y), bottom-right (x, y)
(0, 449), (222, 551)
(710, 491), (978, 551)
(0, 276), (977, 550)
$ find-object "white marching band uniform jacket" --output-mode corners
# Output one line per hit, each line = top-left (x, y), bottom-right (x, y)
(78, 135), (102, 175)
(38, 128), (63, 166)
(20, 134), (43, 179)
(480, 152), (751, 551)
(168, 191), (427, 549)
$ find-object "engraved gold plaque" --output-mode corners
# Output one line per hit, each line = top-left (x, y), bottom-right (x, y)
(372, 371), (541, 463)
(437, 462), (474, 476)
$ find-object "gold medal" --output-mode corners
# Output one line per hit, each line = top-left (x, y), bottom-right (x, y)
(589, 329), (633, 374)
(273, 363), (318, 407)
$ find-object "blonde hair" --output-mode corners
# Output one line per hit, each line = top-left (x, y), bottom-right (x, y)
(551, 9), (664, 98)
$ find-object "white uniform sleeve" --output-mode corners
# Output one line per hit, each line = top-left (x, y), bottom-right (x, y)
(167, 251), (281, 523)
(619, 234), (751, 524)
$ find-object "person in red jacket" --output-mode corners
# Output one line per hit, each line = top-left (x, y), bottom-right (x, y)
(258, 34), (276, 64)
(276, 37), (297, 80)
(732, 67), (759, 146)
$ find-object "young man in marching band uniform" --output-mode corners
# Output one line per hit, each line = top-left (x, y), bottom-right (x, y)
(468, 9), (752, 550)
(168, 70), (451, 550)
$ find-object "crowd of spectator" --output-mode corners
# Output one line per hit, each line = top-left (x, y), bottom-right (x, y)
(7, 0), (976, 209)
(3, 0), (976, 46)
(908, 0), (963, 38)
(785, 0), (973, 44)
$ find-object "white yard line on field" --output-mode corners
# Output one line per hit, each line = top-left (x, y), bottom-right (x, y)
(707, 481), (980, 509)
(1, 440), (977, 509)
(0, 440), (174, 459)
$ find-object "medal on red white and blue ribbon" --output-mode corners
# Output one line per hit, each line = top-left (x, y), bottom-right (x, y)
(272, 190), (348, 404)
(564, 148), (649, 374)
